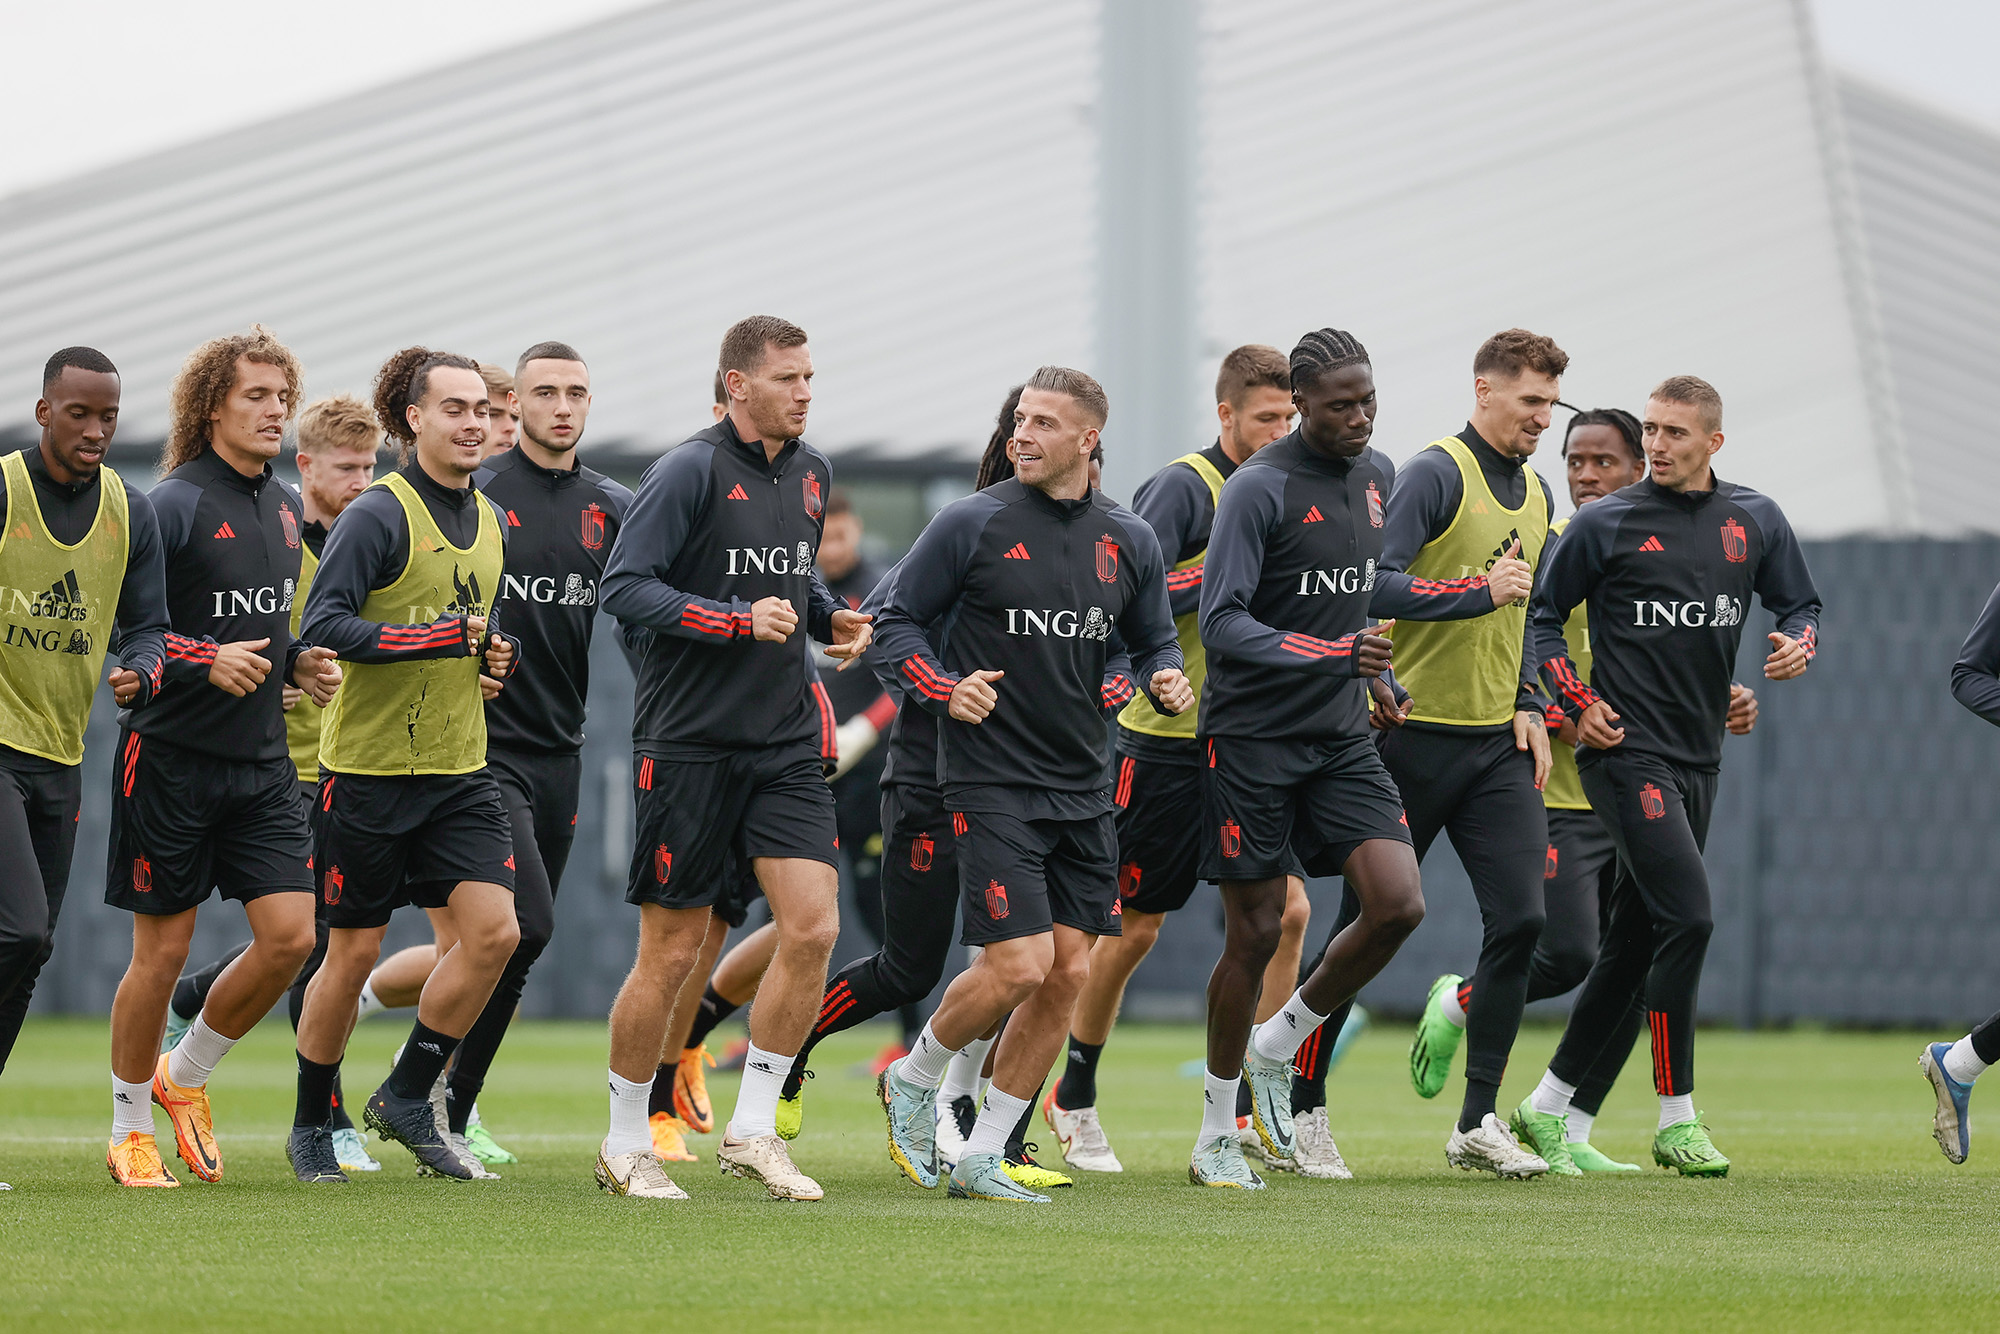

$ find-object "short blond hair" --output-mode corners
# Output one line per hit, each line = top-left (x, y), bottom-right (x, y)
(296, 395), (380, 457)
(1650, 375), (1723, 434)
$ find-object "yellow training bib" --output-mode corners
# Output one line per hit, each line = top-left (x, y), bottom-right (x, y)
(286, 539), (322, 784)
(1118, 452), (1226, 741)
(1540, 518), (1591, 810)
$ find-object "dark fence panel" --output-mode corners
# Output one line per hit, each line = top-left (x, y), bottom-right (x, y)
(33, 539), (2000, 1032)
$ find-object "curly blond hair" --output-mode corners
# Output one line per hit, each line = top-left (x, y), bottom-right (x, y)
(163, 325), (303, 474)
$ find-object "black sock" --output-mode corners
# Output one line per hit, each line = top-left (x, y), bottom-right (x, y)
(386, 1021), (460, 1101)
(1004, 1081), (1045, 1159)
(1053, 1036), (1102, 1109)
(328, 1070), (355, 1132)
(1234, 1076), (1253, 1118)
(897, 1002), (923, 1049)
(174, 940), (250, 1022)
(1289, 999), (1352, 1116)
(1972, 1010), (2000, 1066)
(648, 1062), (676, 1117)
(1459, 1077), (1499, 1132)
(445, 1083), (473, 1135)
(295, 1053), (340, 1129)
(683, 987), (738, 1052)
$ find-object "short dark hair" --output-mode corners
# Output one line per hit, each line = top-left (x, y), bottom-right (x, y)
(1288, 329), (1370, 392)
(719, 316), (808, 380)
(1649, 375), (1723, 433)
(712, 369), (727, 407)
(1474, 329), (1569, 382)
(1561, 406), (1644, 462)
(516, 341), (584, 375)
(1214, 344), (1290, 408)
(825, 486), (854, 520)
(43, 346), (118, 393)
(1021, 365), (1108, 428)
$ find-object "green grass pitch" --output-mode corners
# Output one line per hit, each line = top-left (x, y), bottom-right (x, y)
(2, 1015), (1994, 1331)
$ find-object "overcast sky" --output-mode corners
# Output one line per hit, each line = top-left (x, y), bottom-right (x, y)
(0, 0), (1992, 199)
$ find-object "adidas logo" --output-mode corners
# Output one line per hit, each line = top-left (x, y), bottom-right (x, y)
(748, 1061), (780, 1075)
(1639, 535), (1664, 552)
(47, 569), (80, 605)
(1302, 506), (1324, 524)
(726, 483), (749, 500)
(505, 510), (521, 527)
(1003, 543), (1030, 559)
(417, 1041), (443, 1056)
(213, 522), (237, 539)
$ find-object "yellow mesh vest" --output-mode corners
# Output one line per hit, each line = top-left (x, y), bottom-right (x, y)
(1117, 452), (1226, 740)
(1385, 436), (1549, 727)
(285, 540), (321, 783)
(0, 452), (130, 765)
(317, 473), (501, 776)
(1540, 518), (1592, 810)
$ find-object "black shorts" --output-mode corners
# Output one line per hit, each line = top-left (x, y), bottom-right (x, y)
(1199, 733), (1411, 882)
(105, 730), (313, 915)
(627, 740), (839, 911)
(951, 808), (1120, 946)
(313, 769), (516, 930)
(1113, 750), (1302, 913)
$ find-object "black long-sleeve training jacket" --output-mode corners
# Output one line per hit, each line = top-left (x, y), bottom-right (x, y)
(475, 448), (633, 754)
(1953, 581), (2000, 726)
(599, 417), (841, 753)
(132, 447), (309, 761)
(868, 479), (1179, 817)
(1532, 476), (1821, 770)
(1198, 431), (1495, 742)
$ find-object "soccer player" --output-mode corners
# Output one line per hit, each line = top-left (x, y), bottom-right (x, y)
(0, 348), (175, 1191)
(1045, 345), (1300, 1174)
(162, 393), (383, 1173)
(286, 348), (520, 1184)
(442, 342), (633, 1166)
(103, 329), (344, 1188)
(596, 316), (871, 1202)
(477, 365), (520, 460)
(1514, 375), (1820, 1177)
(1195, 329), (1519, 1188)
(1918, 578), (2000, 1163)
(873, 365), (1191, 1204)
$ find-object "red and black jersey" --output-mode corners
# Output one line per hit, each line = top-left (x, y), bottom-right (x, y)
(475, 449), (634, 755)
(1197, 431), (1495, 742)
(130, 447), (308, 761)
(599, 416), (842, 753)
(1532, 476), (1821, 770)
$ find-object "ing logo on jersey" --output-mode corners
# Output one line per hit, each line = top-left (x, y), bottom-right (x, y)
(803, 471), (823, 520)
(1095, 536), (1120, 584)
(580, 504), (606, 551)
(654, 845), (673, 885)
(985, 880), (1010, 920)
(910, 835), (934, 873)
(1640, 784), (1666, 820)
(131, 857), (152, 893)
(1219, 819), (1242, 859)
(1366, 481), (1384, 528)
(1720, 518), (1747, 564)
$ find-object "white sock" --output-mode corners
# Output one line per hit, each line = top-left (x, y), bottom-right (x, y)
(1565, 1108), (1596, 1144)
(1440, 981), (1468, 1027)
(1199, 1071), (1240, 1142)
(899, 1021), (959, 1088)
(112, 1074), (154, 1140)
(1251, 992), (1330, 1064)
(166, 1014), (237, 1090)
(940, 1036), (993, 1099)
(356, 978), (385, 1021)
(1944, 1036), (1989, 1084)
(725, 1043), (793, 1140)
(605, 1070), (651, 1157)
(1658, 1093), (1695, 1129)
(1529, 1070), (1576, 1118)
(964, 1086), (1028, 1158)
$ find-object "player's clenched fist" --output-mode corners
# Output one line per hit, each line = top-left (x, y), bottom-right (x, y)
(467, 615), (514, 679)
(1354, 620), (1395, 677)
(752, 595), (798, 643)
(292, 645), (342, 707)
(949, 668), (1004, 724)
(1763, 631), (1809, 681)
(209, 637), (272, 697)
(1151, 667), (1195, 715)
(1487, 539), (1532, 607)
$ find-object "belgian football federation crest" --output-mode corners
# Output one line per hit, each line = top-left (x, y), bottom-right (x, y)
(1720, 517), (1747, 564)
(985, 880), (1010, 919)
(132, 857), (152, 893)
(1640, 784), (1666, 820)
(323, 864), (343, 905)
(580, 504), (606, 551)
(280, 506), (300, 548)
(1219, 819), (1242, 860)
(1366, 481), (1384, 528)
(1119, 862), (1142, 899)
(803, 471), (823, 520)
(910, 834), (934, 873)
(655, 845), (673, 884)
(1544, 844), (1559, 881)
(1096, 535), (1119, 584)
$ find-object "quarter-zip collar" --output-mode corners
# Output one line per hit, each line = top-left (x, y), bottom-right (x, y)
(719, 413), (801, 477)
(25, 440), (98, 498)
(504, 446), (582, 490)
(1460, 421), (1525, 476)
(1021, 480), (1094, 521)
(194, 444), (272, 497)
(1641, 475), (1722, 511)
(403, 460), (475, 511)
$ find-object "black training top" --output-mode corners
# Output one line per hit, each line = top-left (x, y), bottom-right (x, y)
(868, 478), (1179, 818)
(475, 448), (634, 755)
(1197, 430), (1497, 743)
(599, 416), (841, 754)
(1952, 581), (2000, 727)
(1533, 476), (1821, 771)
(817, 554), (896, 727)
(131, 447), (309, 762)
(2, 447), (174, 716)
(1381, 422), (1556, 723)
(300, 462), (510, 664)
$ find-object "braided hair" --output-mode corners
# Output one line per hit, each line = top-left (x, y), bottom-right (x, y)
(1287, 328), (1370, 392)
(1560, 404), (1643, 461)
(372, 346), (481, 457)
(975, 384), (1025, 489)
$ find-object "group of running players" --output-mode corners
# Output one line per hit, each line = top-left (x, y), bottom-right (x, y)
(15, 309), (1933, 1203)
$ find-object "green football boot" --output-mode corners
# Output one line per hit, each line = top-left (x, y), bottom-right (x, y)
(1407, 974), (1465, 1099)
(1567, 1139), (1643, 1173)
(775, 1068), (811, 1142)
(463, 1106), (518, 1166)
(1507, 1098), (1581, 1176)
(1653, 1115), (1730, 1177)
